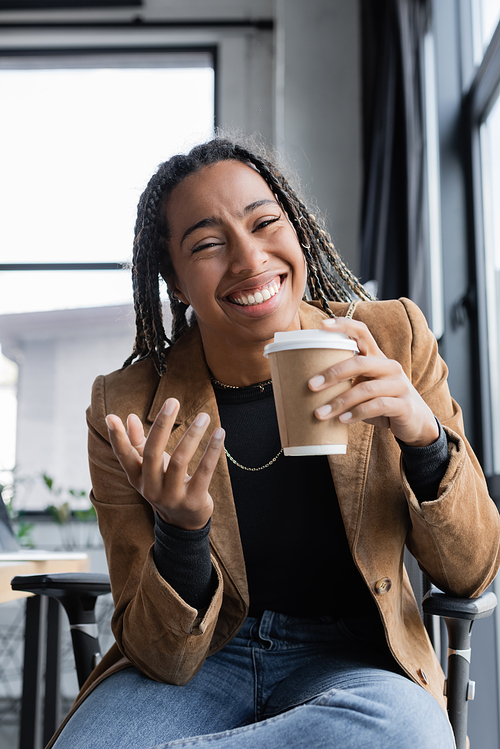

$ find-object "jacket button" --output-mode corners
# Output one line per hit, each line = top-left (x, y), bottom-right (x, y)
(374, 577), (392, 594)
(417, 668), (429, 685)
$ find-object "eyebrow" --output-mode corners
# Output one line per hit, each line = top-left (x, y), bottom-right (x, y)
(180, 199), (279, 246)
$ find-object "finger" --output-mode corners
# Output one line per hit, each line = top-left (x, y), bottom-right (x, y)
(142, 398), (180, 476)
(320, 316), (384, 357)
(166, 412), (212, 493)
(315, 375), (406, 419)
(127, 413), (147, 455)
(309, 353), (399, 392)
(315, 377), (397, 420)
(105, 414), (143, 481)
(187, 427), (225, 498)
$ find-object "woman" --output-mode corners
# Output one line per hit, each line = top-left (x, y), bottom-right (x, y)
(52, 138), (499, 749)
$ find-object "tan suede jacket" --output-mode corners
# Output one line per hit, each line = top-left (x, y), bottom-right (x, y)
(53, 298), (500, 742)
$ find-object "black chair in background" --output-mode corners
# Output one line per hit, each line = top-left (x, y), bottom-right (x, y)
(0, 490), (110, 749)
(10, 573), (110, 749)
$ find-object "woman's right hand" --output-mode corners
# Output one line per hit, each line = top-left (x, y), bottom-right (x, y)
(105, 398), (225, 530)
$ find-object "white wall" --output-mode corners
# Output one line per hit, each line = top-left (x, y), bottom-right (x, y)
(275, 0), (361, 271)
(0, 306), (146, 510)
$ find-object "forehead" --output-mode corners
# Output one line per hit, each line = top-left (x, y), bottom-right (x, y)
(165, 160), (276, 234)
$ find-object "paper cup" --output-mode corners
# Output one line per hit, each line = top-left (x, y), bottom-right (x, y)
(263, 329), (358, 456)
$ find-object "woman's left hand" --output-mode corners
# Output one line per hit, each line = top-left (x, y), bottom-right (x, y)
(308, 316), (439, 447)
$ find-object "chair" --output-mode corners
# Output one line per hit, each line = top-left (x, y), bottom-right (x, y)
(10, 572), (110, 749)
(0, 490), (108, 749)
(10, 571), (497, 749)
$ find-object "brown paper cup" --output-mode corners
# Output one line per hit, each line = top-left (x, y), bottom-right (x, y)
(264, 329), (358, 456)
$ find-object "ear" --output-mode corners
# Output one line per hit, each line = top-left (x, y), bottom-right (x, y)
(166, 275), (189, 306)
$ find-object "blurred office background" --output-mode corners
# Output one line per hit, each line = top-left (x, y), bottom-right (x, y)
(0, 0), (499, 746)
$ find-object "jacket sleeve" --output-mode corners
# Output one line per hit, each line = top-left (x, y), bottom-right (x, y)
(398, 298), (500, 597)
(87, 374), (224, 685)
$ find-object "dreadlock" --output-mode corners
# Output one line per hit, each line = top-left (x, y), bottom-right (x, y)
(124, 136), (375, 375)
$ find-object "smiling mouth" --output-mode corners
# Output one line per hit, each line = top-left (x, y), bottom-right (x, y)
(227, 276), (282, 307)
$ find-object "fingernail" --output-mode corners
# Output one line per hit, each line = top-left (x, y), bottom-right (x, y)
(105, 416), (114, 431)
(323, 317), (338, 327)
(214, 427), (225, 440)
(309, 375), (325, 389)
(194, 413), (209, 427)
(316, 404), (332, 417)
(162, 399), (177, 416)
(339, 412), (352, 423)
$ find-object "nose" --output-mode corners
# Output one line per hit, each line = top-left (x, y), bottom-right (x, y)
(229, 232), (268, 274)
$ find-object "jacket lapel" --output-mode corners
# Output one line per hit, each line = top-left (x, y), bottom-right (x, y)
(298, 301), (374, 549)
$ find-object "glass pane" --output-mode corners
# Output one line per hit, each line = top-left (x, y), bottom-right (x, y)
(473, 0), (500, 62)
(480, 94), (500, 474)
(0, 61), (214, 266)
(0, 269), (134, 315)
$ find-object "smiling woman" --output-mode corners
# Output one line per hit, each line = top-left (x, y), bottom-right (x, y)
(48, 136), (499, 749)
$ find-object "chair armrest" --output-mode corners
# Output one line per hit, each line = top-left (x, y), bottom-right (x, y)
(11, 572), (111, 599)
(422, 588), (497, 621)
(422, 587), (497, 749)
(12, 572), (112, 689)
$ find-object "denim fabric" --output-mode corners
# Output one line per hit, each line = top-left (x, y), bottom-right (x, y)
(53, 611), (454, 749)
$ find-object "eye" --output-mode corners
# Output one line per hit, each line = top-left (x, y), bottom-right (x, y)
(191, 238), (224, 253)
(254, 214), (281, 231)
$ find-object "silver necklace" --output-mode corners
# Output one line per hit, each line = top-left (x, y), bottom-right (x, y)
(210, 376), (272, 394)
(210, 374), (280, 469)
(224, 446), (283, 471)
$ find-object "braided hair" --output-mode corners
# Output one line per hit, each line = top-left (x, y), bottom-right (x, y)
(124, 136), (375, 374)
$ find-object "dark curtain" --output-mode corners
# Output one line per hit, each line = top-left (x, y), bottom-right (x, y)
(360, 0), (431, 316)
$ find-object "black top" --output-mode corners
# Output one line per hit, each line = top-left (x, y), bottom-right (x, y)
(154, 382), (449, 616)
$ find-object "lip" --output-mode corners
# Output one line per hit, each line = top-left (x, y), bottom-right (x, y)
(221, 274), (287, 317)
(222, 271), (284, 298)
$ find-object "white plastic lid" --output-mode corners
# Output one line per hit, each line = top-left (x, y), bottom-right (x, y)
(264, 328), (358, 356)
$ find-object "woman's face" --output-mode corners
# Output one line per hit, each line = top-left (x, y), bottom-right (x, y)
(165, 160), (307, 353)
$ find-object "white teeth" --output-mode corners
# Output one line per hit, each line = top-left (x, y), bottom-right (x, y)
(231, 278), (281, 306)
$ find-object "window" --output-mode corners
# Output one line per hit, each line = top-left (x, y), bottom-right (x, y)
(468, 10), (500, 479)
(472, 0), (500, 62)
(0, 49), (214, 510)
(479, 97), (500, 474)
(0, 51), (214, 313)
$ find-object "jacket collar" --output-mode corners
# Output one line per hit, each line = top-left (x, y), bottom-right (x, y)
(145, 301), (373, 603)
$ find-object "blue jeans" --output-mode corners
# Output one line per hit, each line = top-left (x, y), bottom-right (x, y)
(53, 611), (454, 749)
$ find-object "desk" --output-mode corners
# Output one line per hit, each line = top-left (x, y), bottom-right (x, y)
(1, 552), (89, 749)
(0, 552), (88, 603)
